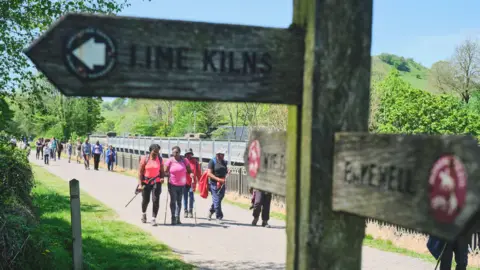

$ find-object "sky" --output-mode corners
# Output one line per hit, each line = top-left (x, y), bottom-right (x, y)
(118, 0), (480, 68)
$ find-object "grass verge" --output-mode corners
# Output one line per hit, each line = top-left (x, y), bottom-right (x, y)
(31, 164), (193, 270)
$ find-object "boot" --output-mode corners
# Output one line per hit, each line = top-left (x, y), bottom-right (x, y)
(188, 210), (194, 218)
(207, 211), (213, 221)
(141, 213), (147, 223)
(184, 211), (189, 218)
(262, 220), (270, 228)
(171, 217), (177, 225)
(176, 216), (182, 225)
(252, 217), (259, 226)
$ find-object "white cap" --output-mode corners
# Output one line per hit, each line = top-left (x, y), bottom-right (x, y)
(216, 149), (226, 155)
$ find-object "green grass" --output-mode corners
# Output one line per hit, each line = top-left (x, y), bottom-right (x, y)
(31, 165), (193, 270)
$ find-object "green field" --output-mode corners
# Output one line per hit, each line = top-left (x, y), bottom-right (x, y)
(31, 165), (193, 270)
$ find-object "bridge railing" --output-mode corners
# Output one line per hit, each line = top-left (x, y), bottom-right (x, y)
(90, 135), (248, 165)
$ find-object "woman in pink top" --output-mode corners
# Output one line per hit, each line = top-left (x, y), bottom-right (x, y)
(137, 144), (165, 226)
(165, 146), (194, 225)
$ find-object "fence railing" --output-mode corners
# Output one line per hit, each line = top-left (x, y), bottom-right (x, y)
(90, 135), (248, 165)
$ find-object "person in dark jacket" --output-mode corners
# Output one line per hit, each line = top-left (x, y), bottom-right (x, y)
(207, 149), (230, 224)
(440, 234), (470, 270)
(251, 189), (272, 228)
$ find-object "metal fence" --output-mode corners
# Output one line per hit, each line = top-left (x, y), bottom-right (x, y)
(90, 135), (248, 165)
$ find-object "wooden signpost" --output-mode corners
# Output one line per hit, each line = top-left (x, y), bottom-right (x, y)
(24, 13), (304, 104)
(244, 130), (287, 196)
(24, 1), (480, 270)
(333, 133), (480, 241)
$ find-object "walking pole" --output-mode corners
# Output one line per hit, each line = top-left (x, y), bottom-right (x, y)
(164, 181), (170, 225)
(193, 185), (197, 225)
(125, 190), (140, 208)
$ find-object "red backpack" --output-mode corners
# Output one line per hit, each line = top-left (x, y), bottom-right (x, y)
(198, 171), (209, 199)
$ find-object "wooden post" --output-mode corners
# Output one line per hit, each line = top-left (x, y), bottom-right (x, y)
(69, 179), (83, 270)
(287, 0), (373, 269)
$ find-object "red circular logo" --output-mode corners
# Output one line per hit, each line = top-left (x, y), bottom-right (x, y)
(248, 140), (261, 178)
(429, 155), (467, 223)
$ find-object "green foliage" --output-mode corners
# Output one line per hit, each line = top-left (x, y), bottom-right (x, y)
(374, 70), (480, 137)
(379, 53), (411, 72)
(6, 81), (104, 140)
(1, 0), (131, 96)
(0, 139), (48, 269)
(0, 96), (14, 130)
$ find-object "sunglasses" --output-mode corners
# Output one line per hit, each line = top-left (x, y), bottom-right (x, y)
(172, 151), (179, 154)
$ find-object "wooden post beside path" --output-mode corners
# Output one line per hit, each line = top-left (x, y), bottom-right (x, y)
(69, 179), (83, 270)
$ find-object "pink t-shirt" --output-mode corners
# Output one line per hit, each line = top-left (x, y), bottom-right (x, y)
(165, 158), (191, 186)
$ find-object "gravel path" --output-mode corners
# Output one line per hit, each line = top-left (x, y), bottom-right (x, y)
(30, 155), (436, 270)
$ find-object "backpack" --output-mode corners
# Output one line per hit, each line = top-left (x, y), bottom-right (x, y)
(211, 156), (227, 167)
(140, 154), (164, 182)
(198, 171), (209, 199)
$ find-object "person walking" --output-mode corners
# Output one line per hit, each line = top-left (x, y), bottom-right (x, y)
(66, 140), (73, 163)
(105, 145), (116, 171)
(50, 137), (57, 161)
(43, 140), (50, 165)
(81, 139), (92, 170)
(137, 144), (165, 226)
(439, 235), (470, 270)
(183, 148), (201, 219)
(92, 141), (103, 171)
(39, 138), (44, 160)
(251, 189), (273, 228)
(56, 140), (63, 160)
(165, 146), (194, 225)
(35, 138), (42, 160)
(207, 149), (229, 224)
(76, 139), (82, 164)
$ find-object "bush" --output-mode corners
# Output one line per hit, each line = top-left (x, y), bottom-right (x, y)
(0, 139), (50, 269)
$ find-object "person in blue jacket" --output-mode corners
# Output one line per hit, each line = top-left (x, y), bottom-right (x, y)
(105, 145), (116, 171)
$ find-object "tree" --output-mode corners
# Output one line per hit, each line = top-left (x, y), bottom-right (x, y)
(430, 39), (480, 103)
(1, 0), (132, 97)
(7, 79), (104, 139)
(375, 69), (480, 137)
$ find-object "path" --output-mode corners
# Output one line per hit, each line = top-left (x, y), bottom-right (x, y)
(29, 155), (436, 270)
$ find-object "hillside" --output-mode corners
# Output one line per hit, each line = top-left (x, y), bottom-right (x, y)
(371, 53), (434, 92)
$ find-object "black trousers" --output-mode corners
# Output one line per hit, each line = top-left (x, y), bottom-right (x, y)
(93, 154), (101, 170)
(36, 148), (41, 159)
(252, 190), (272, 221)
(169, 184), (184, 218)
(141, 183), (162, 218)
(440, 236), (469, 270)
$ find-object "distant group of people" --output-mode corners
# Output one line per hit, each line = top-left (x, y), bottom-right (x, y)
(33, 137), (116, 170)
(34, 137), (62, 165)
(137, 144), (272, 228)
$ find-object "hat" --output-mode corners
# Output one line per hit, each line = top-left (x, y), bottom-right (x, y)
(185, 148), (194, 155)
(216, 149), (226, 155)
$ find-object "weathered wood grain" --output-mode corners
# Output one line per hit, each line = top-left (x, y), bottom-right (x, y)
(244, 129), (286, 196)
(69, 179), (83, 270)
(24, 13), (304, 104)
(332, 132), (480, 241)
(289, 0), (373, 269)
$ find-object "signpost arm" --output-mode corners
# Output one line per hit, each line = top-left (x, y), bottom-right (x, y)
(289, 0), (373, 269)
